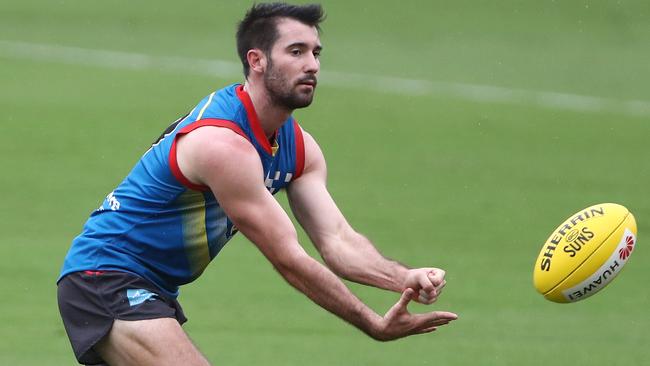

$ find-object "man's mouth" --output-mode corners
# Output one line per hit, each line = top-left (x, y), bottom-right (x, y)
(297, 77), (317, 87)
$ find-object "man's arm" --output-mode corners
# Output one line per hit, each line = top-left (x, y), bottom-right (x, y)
(175, 126), (457, 340)
(287, 130), (447, 304)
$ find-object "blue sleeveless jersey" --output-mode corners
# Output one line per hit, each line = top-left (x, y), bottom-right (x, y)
(59, 84), (306, 297)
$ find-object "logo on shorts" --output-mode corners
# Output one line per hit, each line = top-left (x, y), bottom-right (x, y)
(126, 289), (158, 306)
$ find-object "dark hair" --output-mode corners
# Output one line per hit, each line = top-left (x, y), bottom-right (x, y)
(236, 3), (325, 77)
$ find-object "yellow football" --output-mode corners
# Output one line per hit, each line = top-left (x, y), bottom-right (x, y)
(533, 203), (637, 303)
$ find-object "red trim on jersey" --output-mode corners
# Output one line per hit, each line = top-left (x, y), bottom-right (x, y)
(235, 85), (276, 155)
(293, 121), (305, 179)
(83, 270), (105, 276)
(169, 118), (249, 191)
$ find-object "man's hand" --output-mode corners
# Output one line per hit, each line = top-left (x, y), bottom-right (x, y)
(403, 268), (447, 304)
(370, 288), (458, 341)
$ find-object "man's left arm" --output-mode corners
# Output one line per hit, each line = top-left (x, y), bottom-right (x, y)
(287, 130), (446, 304)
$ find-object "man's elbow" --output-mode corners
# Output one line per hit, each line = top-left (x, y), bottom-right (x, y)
(264, 237), (312, 276)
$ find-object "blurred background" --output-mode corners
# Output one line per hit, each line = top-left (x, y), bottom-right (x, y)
(1, 1), (648, 365)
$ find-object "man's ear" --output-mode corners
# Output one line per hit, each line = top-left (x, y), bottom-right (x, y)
(247, 49), (267, 74)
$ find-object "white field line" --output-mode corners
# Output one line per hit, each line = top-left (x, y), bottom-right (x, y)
(1, 40), (649, 117)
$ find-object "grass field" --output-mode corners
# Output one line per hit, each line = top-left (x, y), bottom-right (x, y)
(1, 1), (649, 365)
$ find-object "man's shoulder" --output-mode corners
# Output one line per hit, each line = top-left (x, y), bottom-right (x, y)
(189, 83), (244, 122)
(183, 126), (254, 157)
(175, 125), (260, 189)
(177, 83), (250, 143)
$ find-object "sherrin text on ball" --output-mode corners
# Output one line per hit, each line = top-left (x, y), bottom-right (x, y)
(533, 203), (637, 303)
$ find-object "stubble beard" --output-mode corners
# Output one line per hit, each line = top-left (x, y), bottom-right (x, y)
(263, 59), (316, 111)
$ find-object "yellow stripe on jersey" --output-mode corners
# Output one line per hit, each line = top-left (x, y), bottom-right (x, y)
(271, 139), (279, 156)
(196, 92), (215, 120)
(177, 190), (211, 277)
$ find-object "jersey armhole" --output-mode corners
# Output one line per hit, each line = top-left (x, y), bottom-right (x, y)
(169, 118), (250, 191)
(293, 120), (305, 179)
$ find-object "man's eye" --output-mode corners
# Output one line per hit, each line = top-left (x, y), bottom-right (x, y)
(291, 49), (302, 56)
(313, 51), (321, 58)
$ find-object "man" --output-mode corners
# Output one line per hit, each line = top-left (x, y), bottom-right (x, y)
(57, 3), (458, 365)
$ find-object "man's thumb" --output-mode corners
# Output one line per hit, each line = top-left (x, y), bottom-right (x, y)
(399, 288), (414, 307)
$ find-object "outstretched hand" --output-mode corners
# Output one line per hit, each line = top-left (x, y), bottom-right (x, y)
(371, 288), (458, 341)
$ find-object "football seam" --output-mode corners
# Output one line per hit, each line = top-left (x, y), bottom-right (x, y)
(543, 211), (630, 297)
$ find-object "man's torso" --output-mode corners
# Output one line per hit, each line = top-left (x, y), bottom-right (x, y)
(59, 84), (305, 297)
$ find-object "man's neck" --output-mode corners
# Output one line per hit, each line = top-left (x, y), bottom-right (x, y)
(243, 81), (292, 139)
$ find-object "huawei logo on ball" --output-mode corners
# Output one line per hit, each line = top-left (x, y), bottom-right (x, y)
(618, 235), (635, 260)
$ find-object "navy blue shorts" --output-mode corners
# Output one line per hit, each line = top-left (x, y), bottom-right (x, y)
(57, 271), (187, 365)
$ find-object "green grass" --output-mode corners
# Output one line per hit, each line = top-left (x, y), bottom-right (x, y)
(1, 1), (649, 365)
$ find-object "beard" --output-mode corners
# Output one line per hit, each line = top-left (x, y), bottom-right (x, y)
(263, 59), (317, 111)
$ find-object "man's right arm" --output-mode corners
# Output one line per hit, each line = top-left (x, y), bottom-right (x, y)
(175, 127), (457, 341)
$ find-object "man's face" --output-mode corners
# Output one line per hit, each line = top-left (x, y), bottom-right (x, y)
(263, 18), (322, 110)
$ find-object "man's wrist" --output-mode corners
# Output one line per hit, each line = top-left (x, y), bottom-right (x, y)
(394, 266), (412, 292)
(353, 302), (384, 340)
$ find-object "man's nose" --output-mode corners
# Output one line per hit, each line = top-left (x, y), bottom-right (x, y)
(304, 53), (319, 74)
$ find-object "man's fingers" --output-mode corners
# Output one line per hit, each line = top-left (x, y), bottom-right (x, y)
(417, 326), (438, 334)
(436, 280), (446, 291)
(418, 279), (446, 304)
(432, 280), (446, 298)
(418, 291), (436, 304)
(415, 311), (458, 326)
(398, 288), (415, 307)
(417, 273), (435, 293)
(412, 271), (438, 303)
(411, 311), (457, 335)
(427, 269), (446, 287)
(425, 311), (458, 323)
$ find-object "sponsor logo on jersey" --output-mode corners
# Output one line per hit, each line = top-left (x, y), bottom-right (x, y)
(96, 191), (121, 212)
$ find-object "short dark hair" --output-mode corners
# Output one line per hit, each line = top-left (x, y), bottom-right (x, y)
(236, 3), (325, 77)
